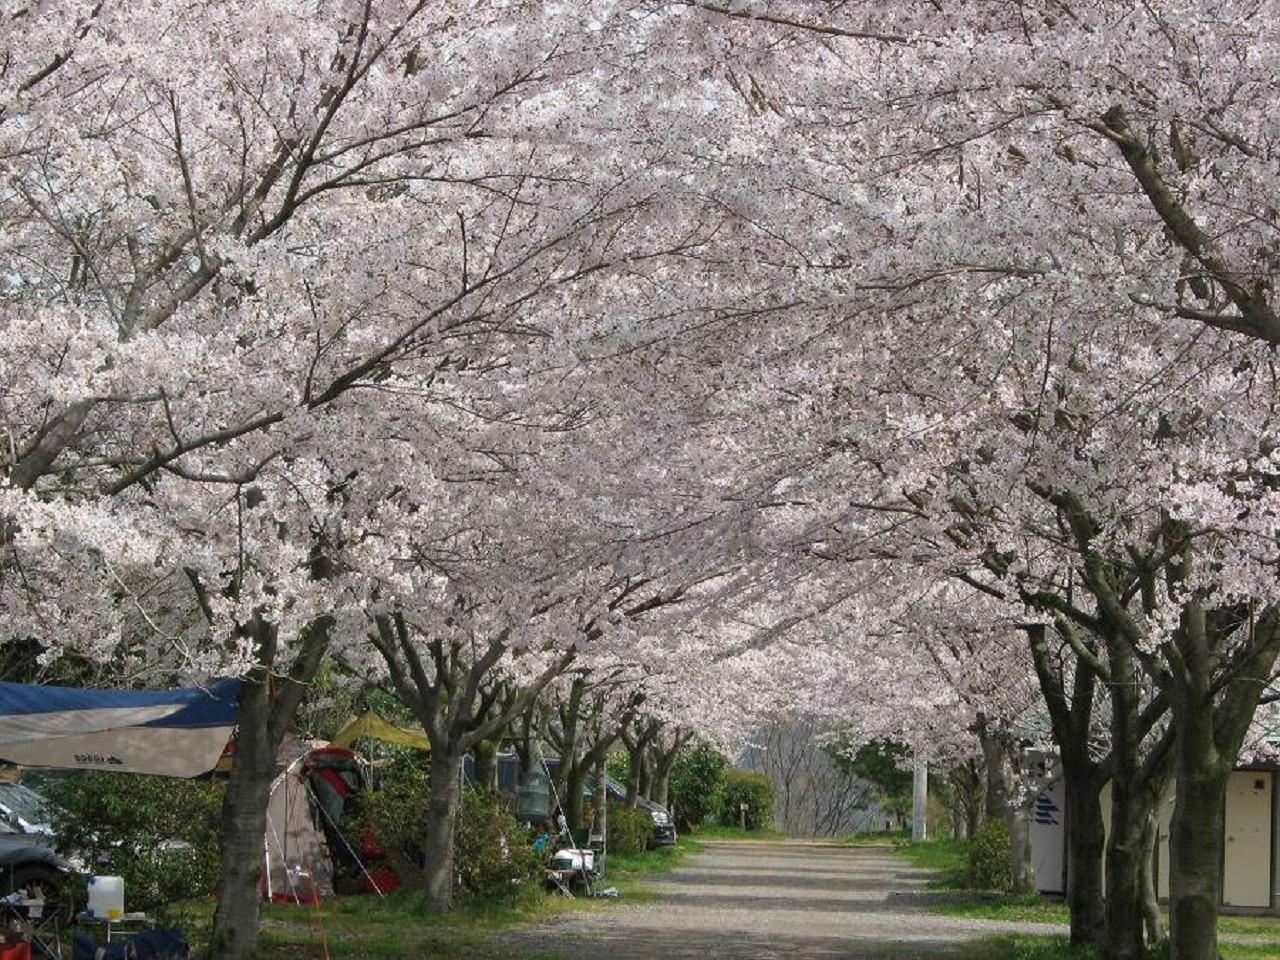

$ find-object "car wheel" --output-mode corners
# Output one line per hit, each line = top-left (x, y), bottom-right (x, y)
(4, 863), (76, 927)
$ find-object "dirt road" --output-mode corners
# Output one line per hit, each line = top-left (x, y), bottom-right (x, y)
(499, 840), (1065, 959)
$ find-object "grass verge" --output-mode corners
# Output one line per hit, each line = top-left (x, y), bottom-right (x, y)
(688, 824), (788, 840)
(151, 837), (700, 959)
(894, 843), (1280, 944)
(959, 934), (1279, 960)
(890, 836), (970, 888)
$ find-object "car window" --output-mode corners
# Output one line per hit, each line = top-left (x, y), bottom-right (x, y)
(0, 784), (53, 829)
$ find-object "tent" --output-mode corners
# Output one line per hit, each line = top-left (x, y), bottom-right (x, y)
(262, 736), (396, 902)
(328, 712), (430, 752)
(0, 679), (241, 778)
(262, 733), (336, 903)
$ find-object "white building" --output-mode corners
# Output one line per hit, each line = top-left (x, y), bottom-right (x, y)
(1030, 764), (1278, 913)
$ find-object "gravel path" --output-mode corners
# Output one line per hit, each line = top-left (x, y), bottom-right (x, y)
(499, 840), (1069, 959)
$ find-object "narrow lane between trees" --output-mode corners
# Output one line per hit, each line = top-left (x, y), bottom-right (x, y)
(500, 840), (1067, 959)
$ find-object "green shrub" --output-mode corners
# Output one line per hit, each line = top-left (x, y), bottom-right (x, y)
(966, 818), (1011, 891)
(452, 790), (542, 899)
(355, 761), (540, 901)
(39, 772), (223, 912)
(669, 743), (726, 831)
(606, 804), (652, 856)
(719, 769), (773, 830)
(355, 760), (430, 860)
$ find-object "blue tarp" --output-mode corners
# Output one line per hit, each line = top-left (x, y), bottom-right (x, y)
(0, 679), (241, 778)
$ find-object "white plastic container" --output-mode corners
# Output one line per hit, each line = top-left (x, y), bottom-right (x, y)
(86, 875), (124, 920)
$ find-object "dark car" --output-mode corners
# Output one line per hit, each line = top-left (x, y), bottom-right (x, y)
(0, 781), (78, 920)
(485, 754), (677, 848)
(598, 776), (676, 848)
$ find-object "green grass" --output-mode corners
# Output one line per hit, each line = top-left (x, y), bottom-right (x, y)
(1216, 913), (1280, 937)
(163, 887), (577, 958)
(960, 934), (1280, 960)
(895, 843), (1280, 946)
(137, 838), (702, 959)
(890, 836), (971, 888)
(934, 891), (1069, 924)
(839, 829), (912, 846)
(931, 892), (1280, 942)
(689, 824), (788, 840)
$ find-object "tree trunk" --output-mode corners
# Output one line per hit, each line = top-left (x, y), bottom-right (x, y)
(637, 750), (653, 801)
(566, 759), (590, 832)
(594, 759), (608, 848)
(1140, 808), (1163, 945)
(653, 771), (671, 809)
(1101, 630), (1150, 960)
(206, 676), (275, 960)
(1167, 736), (1227, 960)
(473, 739), (497, 794)
(206, 614), (329, 960)
(977, 716), (1010, 824)
(626, 743), (644, 808)
(1009, 800), (1034, 893)
(1064, 772), (1107, 947)
(1104, 793), (1148, 960)
(422, 748), (462, 914)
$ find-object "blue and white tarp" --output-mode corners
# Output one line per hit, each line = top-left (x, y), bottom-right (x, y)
(0, 679), (241, 777)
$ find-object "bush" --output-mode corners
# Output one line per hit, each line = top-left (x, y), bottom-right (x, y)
(39, 772), (223, 912)
(452, 790), (542, 899)
(606, 804), (652, 857)
(966, 818), (1011, 891)
(355, 762), (540, 901)
(719, 769), (773, 830)
(355, 760), (429, 861)
(669, 742), (726, 831)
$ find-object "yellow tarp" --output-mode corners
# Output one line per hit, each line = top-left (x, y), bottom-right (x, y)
(329, 712), (430, 752)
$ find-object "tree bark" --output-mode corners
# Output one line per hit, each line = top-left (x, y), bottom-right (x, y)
(206, 675), (274, 960)
(1009, 799), (1034, 894)
(594, 758), (608, 847)
(1102, 636), (1149, 960)
(637, 748), (654, 801)
(206, 615), (330, 960)
(1063, 772), (1107, 947)
(1026, 623), (1107, 948)
(422, 747), (463, 914)
(625, 741), (644, 808)
(1140, 808), (1163, 945)
(649, 732), (685, 810)
(565, 756), (590, 832)
(473, 739), (498, 794)
(1104, 797), (1149, 960)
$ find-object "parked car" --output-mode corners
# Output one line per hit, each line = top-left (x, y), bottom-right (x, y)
(597, 777), (676, 848)
(0, 781), (79, 921)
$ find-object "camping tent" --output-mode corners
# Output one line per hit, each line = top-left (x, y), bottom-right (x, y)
(262, 733), (336, 903)
(261, 737), (395, 902)
(0, 679), (241, 778)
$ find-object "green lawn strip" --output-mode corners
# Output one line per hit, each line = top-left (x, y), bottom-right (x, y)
(933, 892), (1069, 925)
(1217, 913), (1280, 938)
(890, 836), (971, 888)
(838, 830), (912, 847)
(152, 841), (700, 959)
(688, 824), (788, 840)
(932, 893), (1280, 943)
(896, 842), (1280, 946)
(959, 934), (1278, 960)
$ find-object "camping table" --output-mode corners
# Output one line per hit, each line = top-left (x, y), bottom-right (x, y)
(0, 898), (61, 959)
(74, 913), (152, 942)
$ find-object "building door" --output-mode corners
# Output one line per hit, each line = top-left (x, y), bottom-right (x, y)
(1222, 770), (1273, 909)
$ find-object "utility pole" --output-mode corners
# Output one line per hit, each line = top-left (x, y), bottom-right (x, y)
(912, 758), (928, 842)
